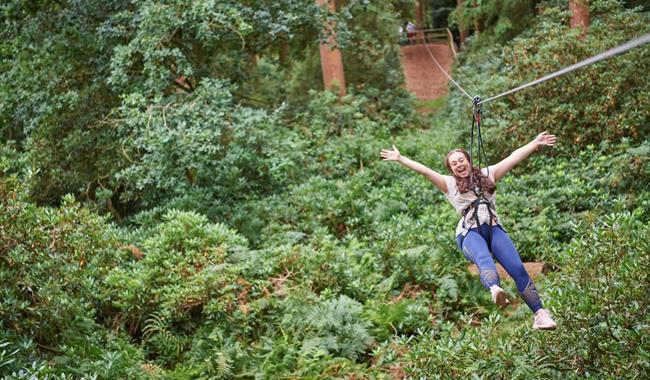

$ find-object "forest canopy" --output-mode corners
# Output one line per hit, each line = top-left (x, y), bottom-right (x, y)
(1, 0), (648, 378)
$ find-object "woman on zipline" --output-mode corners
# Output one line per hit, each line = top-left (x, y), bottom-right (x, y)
(380, 132), (558, 330)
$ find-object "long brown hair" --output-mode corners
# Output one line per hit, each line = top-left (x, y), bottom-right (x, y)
(445, 148), (496, 194)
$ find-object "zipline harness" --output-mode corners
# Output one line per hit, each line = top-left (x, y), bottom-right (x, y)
(422, 32), (650, 248)
(461, 95), (497, 246)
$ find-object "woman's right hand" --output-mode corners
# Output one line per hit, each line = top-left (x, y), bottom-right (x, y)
(380, 145), (401, 161)
(380, 145), (448, 192)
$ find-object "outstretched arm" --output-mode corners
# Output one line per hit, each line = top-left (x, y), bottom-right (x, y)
(380, 145), (448, 193)
(491, 131), (557, 182)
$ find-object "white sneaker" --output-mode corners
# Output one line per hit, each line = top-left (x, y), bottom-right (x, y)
(533, 308), (557, 330)
(489, 285), (509, 307)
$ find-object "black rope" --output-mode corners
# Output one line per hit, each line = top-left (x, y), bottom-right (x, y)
(465, 96), (496, 248)
(469, 96), (489, 194)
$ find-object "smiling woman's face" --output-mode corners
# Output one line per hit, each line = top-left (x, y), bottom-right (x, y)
(447, 151), (471, 178)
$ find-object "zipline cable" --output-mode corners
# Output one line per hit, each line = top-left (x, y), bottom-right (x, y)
(417, 31), (649, 186)
(422, 41), (474, 100)
(477, 33), (650, 105)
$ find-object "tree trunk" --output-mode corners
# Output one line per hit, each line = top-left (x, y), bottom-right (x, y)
(415, 1), (425, 43)
(315, 0), (346, 96)
(472, 1), (482, 34)
(570, 0), (589, 38)
(279, 42), (289, 67)
(458, 0), (468, 48)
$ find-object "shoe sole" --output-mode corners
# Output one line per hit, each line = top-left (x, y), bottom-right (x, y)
(493, 289), (508, 308)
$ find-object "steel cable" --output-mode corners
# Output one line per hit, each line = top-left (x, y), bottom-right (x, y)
(477, 33), (650, 105)
(422, 41), (474, 100)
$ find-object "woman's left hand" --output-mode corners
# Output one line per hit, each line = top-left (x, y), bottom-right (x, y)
(535, 131), (557, 147)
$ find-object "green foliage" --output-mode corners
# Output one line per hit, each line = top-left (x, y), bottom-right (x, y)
(496, 138), (650, 262)
(0, 339), (20, 372)
(365, 298), (433, 341)
(282, 0), (419, 118)
(453, 0), (649, 154)
(449, 0), (538, 41)
(542, 213), (650, 376)
(378, 212), (649, 379)
(1, 0), (649, 378)
(0, 186), (119, 345)
(1, 0), (418, 218)
(0, 177), (148, 378)
(339, 1), (408, 91)
(115, 79), (303, 216)
(0, 0), (125, 204)
(105, 0), (320, 97)
(143, 312), (188, 358)
(429, 0), (457, 29)
(102, 210), (249, 332)
(285, 295), (374, 360)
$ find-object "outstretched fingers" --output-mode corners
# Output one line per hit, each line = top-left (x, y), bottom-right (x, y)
(380, 150), (394, 160)
(380, 146), (399, 161)
(544, 134), (557, 146)
(537, 131), (557, 147)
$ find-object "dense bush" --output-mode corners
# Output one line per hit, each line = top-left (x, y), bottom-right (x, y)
(114, 79), (304, 215)
(1, 0), (648, 378)
(450, 0), (538, 42)
(0, 175), (147, 378)
(375, 212), (649, 379)
(452, 0), (649, 155)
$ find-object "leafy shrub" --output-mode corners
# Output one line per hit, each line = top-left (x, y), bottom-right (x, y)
(0, 176), (146, 378)
(102, 211), (249, 337)
(115, 79), (304, 216)
(303, 295), (374, 359)
(538, 212), (650, 377)
(453, 0), (649, 154)
(369, 212), (649, 379)
(450, 0), (538, 42)
(497, 138), (650, 262)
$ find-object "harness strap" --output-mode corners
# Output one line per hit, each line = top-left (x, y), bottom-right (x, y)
(466, 97), (496, 249)
(462, 197), (497, 250)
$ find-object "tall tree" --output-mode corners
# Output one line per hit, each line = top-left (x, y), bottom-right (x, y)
(315, 0), (346, 96)
(569, 0), (590, 36)
(415, 1), (425, 30)
(457, 0), (468, 47)
(1, 0), (322, 210)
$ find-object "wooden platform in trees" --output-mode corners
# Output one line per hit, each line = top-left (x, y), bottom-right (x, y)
(468, 262), (546, 280)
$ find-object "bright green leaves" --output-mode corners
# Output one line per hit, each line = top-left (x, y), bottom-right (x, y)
(456, 1), (650, 153)
(449, 0), (537, 42)
(107, 0), (320, 96)
(0, 176), (143, 377)
(1, 1), (127, 204)
(287, 295), (374, 360)
(115, 78), (301, 214)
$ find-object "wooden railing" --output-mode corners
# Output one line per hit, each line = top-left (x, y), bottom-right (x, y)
(401, 27), (457, 58)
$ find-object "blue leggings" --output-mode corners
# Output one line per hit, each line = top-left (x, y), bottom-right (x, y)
(456, 224), (543, 313)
